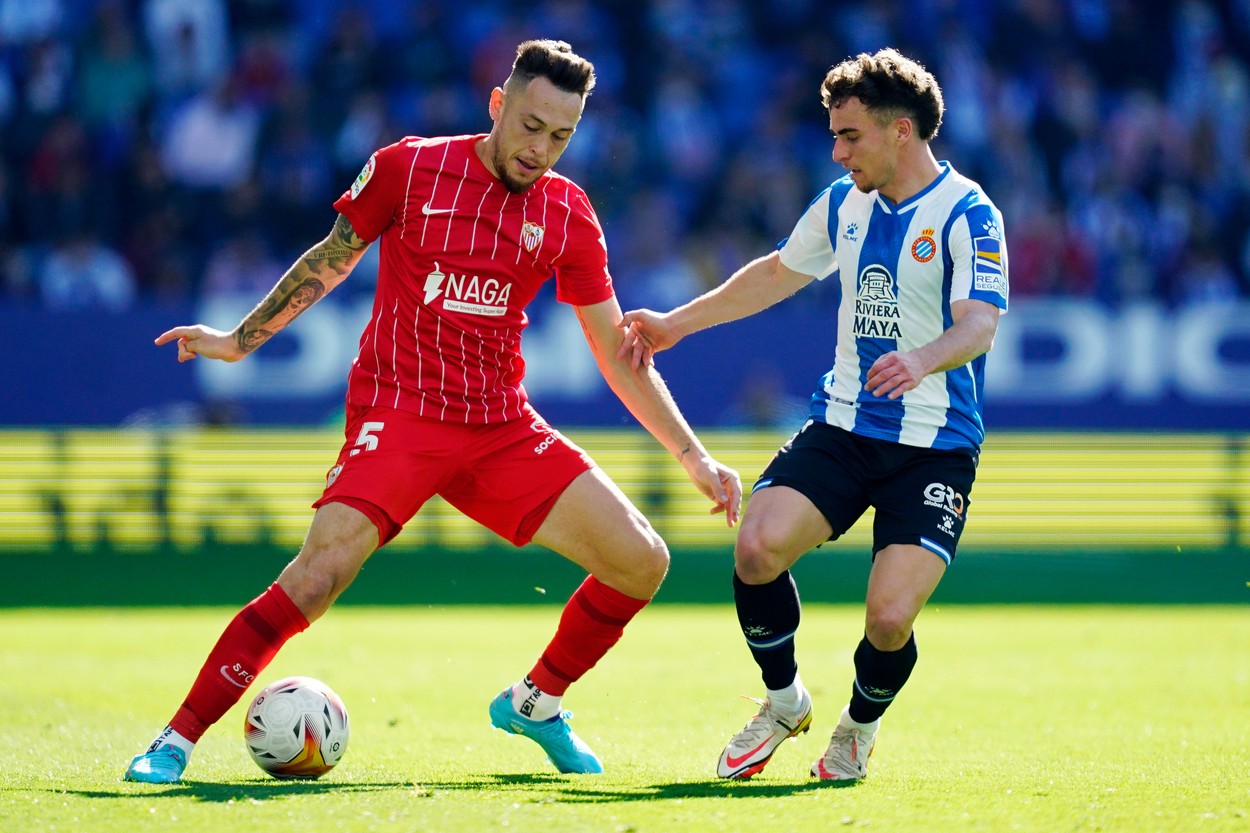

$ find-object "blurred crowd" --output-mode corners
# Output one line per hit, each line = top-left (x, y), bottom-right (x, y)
(1, 0), (1249, 314)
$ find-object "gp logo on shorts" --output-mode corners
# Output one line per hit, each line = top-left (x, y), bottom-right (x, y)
(923, 482), (965, 518)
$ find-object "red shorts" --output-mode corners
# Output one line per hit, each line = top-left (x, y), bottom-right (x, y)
(313, 403), (594, 547)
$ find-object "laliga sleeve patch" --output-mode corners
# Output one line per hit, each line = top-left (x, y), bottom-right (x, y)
(972, 218), (1007, 297)
(350, 154), (377, 199)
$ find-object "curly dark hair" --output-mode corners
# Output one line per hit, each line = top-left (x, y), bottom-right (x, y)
(820, 48), (944, 141)
(507, 39), (596, 97)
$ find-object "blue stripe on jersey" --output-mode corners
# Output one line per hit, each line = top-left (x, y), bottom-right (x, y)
(934, 191), (991, 449)
(850, 198), (910, 442)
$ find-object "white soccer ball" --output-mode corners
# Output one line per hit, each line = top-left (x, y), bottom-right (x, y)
(244, 676), (350, 779)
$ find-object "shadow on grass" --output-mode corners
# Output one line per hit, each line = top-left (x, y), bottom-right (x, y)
(407, 772), (856, 802)
(53, 772), (857, 803)
(55, 780), (411, 802)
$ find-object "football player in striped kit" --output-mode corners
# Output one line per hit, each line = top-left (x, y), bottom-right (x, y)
(127, 40), (740, 784)
(620, 48), (1008, 782)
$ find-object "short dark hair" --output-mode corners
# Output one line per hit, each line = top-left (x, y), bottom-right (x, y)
(820, 48), (944, 142)
(506, 39), (596, 97)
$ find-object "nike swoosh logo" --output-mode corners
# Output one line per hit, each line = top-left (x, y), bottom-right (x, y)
(422, 203), (456, 215)
(724, 737), (773, 769)
(219, 666), (249, 688)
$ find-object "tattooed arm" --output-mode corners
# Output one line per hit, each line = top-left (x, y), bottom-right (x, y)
(155, 215), (370, 363)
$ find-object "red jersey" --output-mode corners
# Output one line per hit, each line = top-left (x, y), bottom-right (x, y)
(332, 134), (615, 424)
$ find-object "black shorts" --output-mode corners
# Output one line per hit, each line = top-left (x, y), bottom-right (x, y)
(754, 421), (979, 563)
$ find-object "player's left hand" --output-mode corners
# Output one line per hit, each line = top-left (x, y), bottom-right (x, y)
(681, 454), (742, 527)
(865, 350), (926, 400)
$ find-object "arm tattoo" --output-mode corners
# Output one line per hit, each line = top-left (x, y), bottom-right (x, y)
(233, 215), (368, 353)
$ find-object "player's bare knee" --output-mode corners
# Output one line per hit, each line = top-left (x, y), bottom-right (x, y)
(733, 529), (787, 585)
(279, 547), (358, 617)
(864, 607), (915, 651)
(630, 534), (670, 595)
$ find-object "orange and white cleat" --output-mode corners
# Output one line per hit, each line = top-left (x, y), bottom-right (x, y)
(716, 689), (813, 779)
(810, 706), (877, 782)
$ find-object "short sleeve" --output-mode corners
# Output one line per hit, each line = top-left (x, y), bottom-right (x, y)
(331, 139), (413, 243)
(778, 187), (838, 280)
(948, 203), (1008, 312)
(554, 188), (615, 306)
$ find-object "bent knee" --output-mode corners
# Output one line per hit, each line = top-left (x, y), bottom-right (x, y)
(599, 531), (669, 599)
(633, 533), (670, 592)
(278, 547), (362, 618)
(733, 529), (790, 585)
(864, 608), (917, 650)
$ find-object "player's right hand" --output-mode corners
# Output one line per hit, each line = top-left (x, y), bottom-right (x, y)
(154, 325), (245, 363)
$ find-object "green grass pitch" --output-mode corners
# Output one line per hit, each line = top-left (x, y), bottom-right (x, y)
(1, 604), (1246, 832)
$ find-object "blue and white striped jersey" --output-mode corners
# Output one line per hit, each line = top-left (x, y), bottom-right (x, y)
(779, 162), (1008, 451)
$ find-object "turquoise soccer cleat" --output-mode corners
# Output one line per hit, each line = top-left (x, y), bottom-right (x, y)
(488, 689), (604, 774)
(123, 743), (188, 784)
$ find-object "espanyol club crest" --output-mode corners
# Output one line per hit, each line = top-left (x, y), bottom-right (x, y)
(521, 221), (545, 252)
(911, 228), (937, 262)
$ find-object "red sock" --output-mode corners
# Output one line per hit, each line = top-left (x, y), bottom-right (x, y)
(169, 583), (309, 742)
(528, 576), (649, 696)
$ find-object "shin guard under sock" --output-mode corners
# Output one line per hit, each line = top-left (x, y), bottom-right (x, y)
(848, 632), (917, 723)
(169, 582), (309, 741)
(734, 570), (801, 690)
(527, 576), (648, 696)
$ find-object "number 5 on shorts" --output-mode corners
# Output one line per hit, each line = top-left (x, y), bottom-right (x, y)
(349, 421), (384, 456)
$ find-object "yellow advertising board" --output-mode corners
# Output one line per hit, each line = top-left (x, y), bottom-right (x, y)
(0, 429), (1244, 552)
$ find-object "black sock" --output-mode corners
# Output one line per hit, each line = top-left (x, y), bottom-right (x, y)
(733, 570), (801, 690)
(848, 632), (917, 723)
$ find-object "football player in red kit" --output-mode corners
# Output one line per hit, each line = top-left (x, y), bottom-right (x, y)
(126, 39), (740, 783)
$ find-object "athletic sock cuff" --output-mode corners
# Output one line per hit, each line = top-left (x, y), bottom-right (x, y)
(579, 575), (649, 622)
(259, 582), (310, 637)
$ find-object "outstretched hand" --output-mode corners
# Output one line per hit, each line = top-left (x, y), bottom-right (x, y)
(154, 325), (246, 363)
(681, 453), (742, 527)
(617, 309), (679, 370)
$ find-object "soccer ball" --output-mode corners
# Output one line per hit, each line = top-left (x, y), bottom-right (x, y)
(244, 676), (350, 779)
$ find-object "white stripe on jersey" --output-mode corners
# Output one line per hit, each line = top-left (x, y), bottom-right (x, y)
(469, 186), (490, 256)
(389, 298), (400, 409)
(436, 316), (448, 420)
(552, 192), (572, 265)
(400, 147), (420, 239)
(459, 326), (469, 422)
(442, 159), (469, 251)
(491, 193), (509, 259)
(419, 142), (453, 247)
(414, 305), (426, 414)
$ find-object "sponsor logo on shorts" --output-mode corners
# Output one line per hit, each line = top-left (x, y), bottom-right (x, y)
(530, 416), (560, 454)
(923, 482), (965, 518)
(937, 513), (956, 537)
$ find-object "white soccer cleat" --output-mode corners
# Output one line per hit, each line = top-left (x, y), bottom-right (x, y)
(810, 706), (877, 782)
(716, 689), (813, 779)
